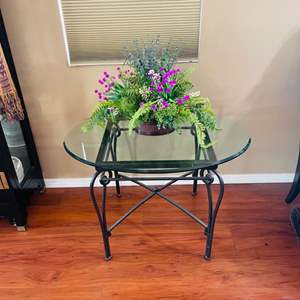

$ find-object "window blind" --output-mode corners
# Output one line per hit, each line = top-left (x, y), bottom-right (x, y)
(58, 0), (202, 66)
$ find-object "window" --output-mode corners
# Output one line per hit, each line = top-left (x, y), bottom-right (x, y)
(58, 0), (203, 66)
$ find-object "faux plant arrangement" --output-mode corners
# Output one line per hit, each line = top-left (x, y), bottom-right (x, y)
(83, 40), (217, 146)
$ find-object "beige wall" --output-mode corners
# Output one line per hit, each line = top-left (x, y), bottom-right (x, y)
(0, 0), (299, 178)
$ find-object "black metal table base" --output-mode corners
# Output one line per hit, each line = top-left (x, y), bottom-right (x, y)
(89, 168), (224, 261)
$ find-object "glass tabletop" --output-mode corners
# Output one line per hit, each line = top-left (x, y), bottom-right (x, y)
(63, 119), (251, 174)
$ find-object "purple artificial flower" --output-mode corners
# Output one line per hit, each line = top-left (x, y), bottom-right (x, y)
(176, 68), (181, 72)
(159, 67), (165, 71)
(117, 67), (121, 71)
(177, 98), (183, 105)
(163, 69), (176, 79)
(99, 80), (104, 85)
(167, 70), (174, 77)
(94, 89), (98, 94)
(118, 74), (122, 79)
(170, 80), (177, 87)
(149, 87), (154, 92)
(105, 73), (109, 78)
(140, 101), (145, 107)
(103, 77), (106, 82)
(151, 104), (158, 111)
(162, 100), (169, 108)
(162, 72), (170, 80)
(166, 88), (172, 94)
(157, 85), (163, 93)
(184, 95), (190, 101)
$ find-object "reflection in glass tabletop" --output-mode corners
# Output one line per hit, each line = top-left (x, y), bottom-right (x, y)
(64, 119), (251, 173)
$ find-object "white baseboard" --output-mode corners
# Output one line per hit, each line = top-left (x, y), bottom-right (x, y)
(45, 173), (294, 188)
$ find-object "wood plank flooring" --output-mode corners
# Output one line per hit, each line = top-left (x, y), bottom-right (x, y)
(0, 184), (299, 300)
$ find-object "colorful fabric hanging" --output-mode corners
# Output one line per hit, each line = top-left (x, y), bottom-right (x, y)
(0, 43), (24, 121)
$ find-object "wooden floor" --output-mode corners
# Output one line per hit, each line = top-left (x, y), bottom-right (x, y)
(0, 183), (300, 300)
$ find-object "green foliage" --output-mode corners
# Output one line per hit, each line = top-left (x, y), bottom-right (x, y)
(172, 71), (194, 98)
(128, 102), (153, 134)
(189, 96), (217, 130)
(83, 39), (218, 147)
(149, 102), (213, 147)
(82, 101), (120, 132)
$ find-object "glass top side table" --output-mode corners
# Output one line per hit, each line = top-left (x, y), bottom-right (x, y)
(64, 118), (251, 261)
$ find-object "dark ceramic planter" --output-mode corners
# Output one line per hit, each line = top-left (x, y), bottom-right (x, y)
(134, 122), (174, 136)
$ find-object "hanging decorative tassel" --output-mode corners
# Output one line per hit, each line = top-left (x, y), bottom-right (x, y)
(0, 43), (24, 121)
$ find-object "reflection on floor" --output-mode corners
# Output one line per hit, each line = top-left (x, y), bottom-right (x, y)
(0, 183), (299, 299)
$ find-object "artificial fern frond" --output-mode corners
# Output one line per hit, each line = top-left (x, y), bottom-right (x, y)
(82, 101), (120, 132)
(128, 102), (153, 134)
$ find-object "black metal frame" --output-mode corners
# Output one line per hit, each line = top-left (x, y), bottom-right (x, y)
(285, 143), (300, 204)
(0, 11), (45, 229)
(90, 168), (224, 261)
(88, 124), (225, 261)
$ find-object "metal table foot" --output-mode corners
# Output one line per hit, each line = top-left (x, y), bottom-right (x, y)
(202, 169), (225, 260)
(89, 171), (112, 261)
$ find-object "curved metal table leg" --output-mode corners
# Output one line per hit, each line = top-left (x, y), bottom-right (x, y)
(192, 169), (199, 196)
(88, 168), (225, 261)
(285, 144), (300, 203)
(112, 128), (121, 198)
(191, 124), (200, 197)
(114, 171), (121, 198)
(203, 169), (225, 260)
(89, 171), (112, 261)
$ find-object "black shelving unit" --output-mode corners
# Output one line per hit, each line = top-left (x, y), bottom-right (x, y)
(0, 11), (45, 230)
